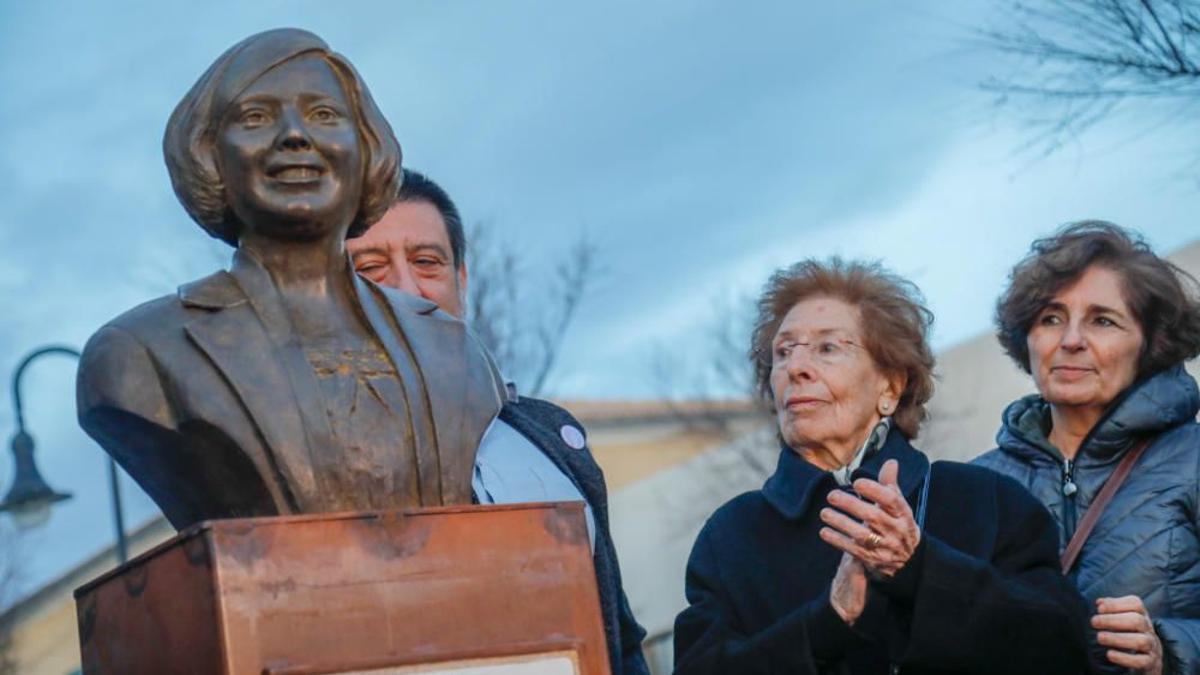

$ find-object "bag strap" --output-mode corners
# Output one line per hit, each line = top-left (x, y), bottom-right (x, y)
(1059, 437), (1152, 574)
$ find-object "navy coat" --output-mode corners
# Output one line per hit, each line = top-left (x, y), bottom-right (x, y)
(976, 365), (1200, 675)
(499, 396), (650, 675)
(674, 428), (1090, 674)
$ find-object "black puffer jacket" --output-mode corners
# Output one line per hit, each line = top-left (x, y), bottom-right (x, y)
(974, 365), (1200, 675)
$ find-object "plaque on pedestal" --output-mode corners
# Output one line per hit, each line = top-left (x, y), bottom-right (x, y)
(74, 502), (610, 675)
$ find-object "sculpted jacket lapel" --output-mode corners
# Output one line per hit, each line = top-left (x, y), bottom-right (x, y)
(353, 272), (504, 504)
(179, 250), (332, 512)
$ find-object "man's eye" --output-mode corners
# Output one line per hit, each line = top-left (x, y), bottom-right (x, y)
(356, 263), (384, 274)
(412, 258), (443, 269)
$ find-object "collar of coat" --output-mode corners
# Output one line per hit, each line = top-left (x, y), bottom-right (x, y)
(996, 364), (1200, 465)
(762, 425), (929, 521)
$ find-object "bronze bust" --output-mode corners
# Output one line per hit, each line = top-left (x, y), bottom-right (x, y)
(77, 29), (505, 530)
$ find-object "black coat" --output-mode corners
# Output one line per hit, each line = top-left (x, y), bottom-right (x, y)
(499, 396), (650, 675)
(975, 365), (1200, 675)
(673, 428), (1091, 674)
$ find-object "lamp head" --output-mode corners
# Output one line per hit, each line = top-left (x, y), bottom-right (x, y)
(0, 430), (71, 529)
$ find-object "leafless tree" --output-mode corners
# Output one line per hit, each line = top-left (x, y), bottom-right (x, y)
(980, 0), (1200, 157)
(650, 291), (768, 435)
(465, 222), (600, 397)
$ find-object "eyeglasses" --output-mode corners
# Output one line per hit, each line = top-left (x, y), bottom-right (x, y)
(764, 335), (863, 368)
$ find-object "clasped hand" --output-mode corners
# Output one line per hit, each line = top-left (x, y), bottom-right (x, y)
(821, 458), (921, 578)
(824, 459), (920, 624)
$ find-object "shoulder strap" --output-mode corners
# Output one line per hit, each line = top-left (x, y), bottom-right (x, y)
(1060, 437), (1152, 574)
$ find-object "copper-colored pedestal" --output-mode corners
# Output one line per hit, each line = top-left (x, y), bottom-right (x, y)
(74, 502), (610, 675)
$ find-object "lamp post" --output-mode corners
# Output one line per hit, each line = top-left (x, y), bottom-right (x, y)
(0, 345), (128, 564)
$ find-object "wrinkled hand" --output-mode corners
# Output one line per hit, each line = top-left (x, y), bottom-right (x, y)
(829, 551), (867, 625)
(819, 459), (920, 579)
(1093, 596), (1163, 675)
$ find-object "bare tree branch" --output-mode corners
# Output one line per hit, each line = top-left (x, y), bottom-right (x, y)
(465, 223), (601, 397)
(979, 0), (1200, 156)
(649, 291), (767, 435)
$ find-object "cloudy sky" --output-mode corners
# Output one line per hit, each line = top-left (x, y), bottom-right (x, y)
(1, 1), (1197, 599)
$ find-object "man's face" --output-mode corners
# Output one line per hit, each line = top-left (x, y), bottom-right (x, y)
(348, 200), (467, 317)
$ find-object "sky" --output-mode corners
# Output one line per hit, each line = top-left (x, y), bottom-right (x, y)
(1, 1), (1198, 601)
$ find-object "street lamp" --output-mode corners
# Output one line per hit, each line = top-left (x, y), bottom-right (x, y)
(0, 345), (128, 564)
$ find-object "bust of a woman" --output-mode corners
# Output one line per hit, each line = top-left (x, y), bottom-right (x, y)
(77, 29), (505, 530)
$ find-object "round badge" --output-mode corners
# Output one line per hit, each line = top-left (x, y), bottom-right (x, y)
(560, 424), (586, 450)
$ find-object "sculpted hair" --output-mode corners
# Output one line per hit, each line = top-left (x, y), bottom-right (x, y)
(163, 28), (401, 246)
(996, 220), (1200, 377)
(750, 258), (936, 439)
(394, 169), (466, 269)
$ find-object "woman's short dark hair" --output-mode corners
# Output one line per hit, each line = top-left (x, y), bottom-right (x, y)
(163, 28), (401, 246)
(996, 221), (1200, 377)
(750, 258), (936, 438)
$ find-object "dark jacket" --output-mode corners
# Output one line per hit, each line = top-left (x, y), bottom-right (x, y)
(499, 396), (649, 675)
(674, 428), (1090, 674)
(975, 365), (1200, 675)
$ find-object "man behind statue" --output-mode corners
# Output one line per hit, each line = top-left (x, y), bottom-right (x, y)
(348, 170), (650, 675)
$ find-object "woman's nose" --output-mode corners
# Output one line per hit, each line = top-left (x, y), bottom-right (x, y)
(276, 108), (313, 150)
(784, 349), (817, 379)
(1060, 321), (1086, 350)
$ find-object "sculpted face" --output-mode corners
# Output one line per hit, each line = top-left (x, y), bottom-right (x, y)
(1027, 265), (1144, 412)
(216, 54), (364, 242)
(349, 200), (467, 317)
(769, 296), (900, 463)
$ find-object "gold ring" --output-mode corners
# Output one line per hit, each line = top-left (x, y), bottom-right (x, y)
(865, 532), (883, 549)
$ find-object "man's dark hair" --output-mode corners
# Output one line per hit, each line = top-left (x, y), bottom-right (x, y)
(996, 220), (1200, 377)
(395, 169), (465, 269)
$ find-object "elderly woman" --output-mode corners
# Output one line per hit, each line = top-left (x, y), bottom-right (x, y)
(673, 259), (1090, 674)
(77, 29), (505, 529)
(975, 222), (1200, 675)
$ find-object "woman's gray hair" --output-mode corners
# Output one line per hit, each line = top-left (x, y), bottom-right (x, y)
(163, 28), (401, 246)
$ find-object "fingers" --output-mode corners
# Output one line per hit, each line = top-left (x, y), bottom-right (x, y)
(820, 525), (872, 560)
(820, 507), (876, 546)
(1105, 649), (1155, 670)
(851, 476), (911, 520)
(878, 459), (899, 487)
(819, 525), (906, 577)
(1092, 611), (1153, 633)
(827, 489), (900, 532)
(1096, 629), (1156, 653)
(1096, 595), (1148, 616)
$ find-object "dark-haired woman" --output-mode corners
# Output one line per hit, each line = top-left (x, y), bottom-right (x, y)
(673, 258), (1090, 674)
(976, 221), (1200, 675)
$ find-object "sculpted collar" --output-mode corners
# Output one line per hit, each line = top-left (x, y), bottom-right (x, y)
(762, 426), (930, 521)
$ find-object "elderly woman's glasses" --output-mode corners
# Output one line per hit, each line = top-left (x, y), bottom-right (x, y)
(767, 335), (862, 368)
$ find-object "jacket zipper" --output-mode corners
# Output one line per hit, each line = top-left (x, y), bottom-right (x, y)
(1062, 458), (1078, 539)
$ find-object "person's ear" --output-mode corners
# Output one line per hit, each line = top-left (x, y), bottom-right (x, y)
(878, 372), (905, 416)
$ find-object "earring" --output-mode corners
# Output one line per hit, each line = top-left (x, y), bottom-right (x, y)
(880, 402), (891, 413)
